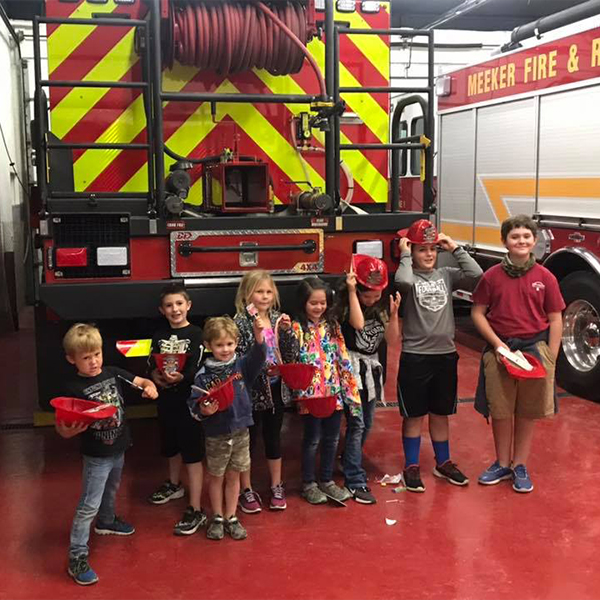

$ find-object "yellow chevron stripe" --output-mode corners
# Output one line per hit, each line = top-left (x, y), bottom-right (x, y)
(334, 7), (390, 81)
(254, 69), (388, 203)
(309, 39), (388, 145)
(48, 2), (117, 75)
(73, 63), (201, 191)
(52, 29), (137, 140)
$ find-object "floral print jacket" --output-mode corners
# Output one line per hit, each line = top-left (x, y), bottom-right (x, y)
(234, 310), (299, 411)
(291, 319), (361, 416)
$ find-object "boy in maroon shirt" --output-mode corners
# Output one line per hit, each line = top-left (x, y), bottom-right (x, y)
(471, 215), (565, 493)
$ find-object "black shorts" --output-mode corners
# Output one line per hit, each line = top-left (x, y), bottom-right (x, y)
(397, 352), (458, 418)
(157, 398), (205, 464)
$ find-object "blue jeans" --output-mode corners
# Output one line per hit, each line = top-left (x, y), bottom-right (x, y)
(69, 452), (125, 559)
(342, 400), (367, 489)
(301, 410), (342, 484)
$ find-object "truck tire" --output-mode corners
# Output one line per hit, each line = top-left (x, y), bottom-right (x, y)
(556, 271), (600, 400)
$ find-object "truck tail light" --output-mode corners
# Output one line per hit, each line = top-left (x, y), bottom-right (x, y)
(55, 247), (88, 268)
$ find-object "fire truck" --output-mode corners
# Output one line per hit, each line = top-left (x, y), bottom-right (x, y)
(31, 0), (434, 406)
(437, 9), (600, 399)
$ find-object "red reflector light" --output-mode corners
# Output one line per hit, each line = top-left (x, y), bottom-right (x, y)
(55, 247), (88, 268)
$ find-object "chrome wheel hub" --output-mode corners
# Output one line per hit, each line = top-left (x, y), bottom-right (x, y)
(563, 299), (600, 373)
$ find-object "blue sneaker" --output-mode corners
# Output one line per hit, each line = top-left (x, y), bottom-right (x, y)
(94, 515), (135, 536)
(512, 464), (534, 493)
(478, 461), (513, 485)
(68, 555), (98, 586)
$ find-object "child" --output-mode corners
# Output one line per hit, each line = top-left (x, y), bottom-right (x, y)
(188, 316), (266, 540)
(335, 256), (401, 504)
(292, 276), (362, 505)
(395, 219), (482, 493)
(58, 323), (158, 586)
(471, 215), (564, 493)
(148, 283), (206, 536)
(233, 270), (299, 512)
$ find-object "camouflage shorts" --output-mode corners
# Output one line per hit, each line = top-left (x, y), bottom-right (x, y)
(205, 428), (250, 476)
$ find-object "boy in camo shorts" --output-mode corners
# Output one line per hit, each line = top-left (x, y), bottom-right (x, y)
(188, 316), (266, 540)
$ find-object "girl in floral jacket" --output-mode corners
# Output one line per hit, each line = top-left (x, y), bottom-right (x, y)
(292, 276), (361, 505)
(234, 270), (298, 513)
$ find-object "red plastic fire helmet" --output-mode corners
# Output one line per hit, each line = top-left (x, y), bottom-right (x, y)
(398, 219), (439, 245)
(352, 254), (388, 291)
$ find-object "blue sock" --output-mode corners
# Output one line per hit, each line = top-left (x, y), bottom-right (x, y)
(432, 440), (450, 466)
(403, 436), (421, 467)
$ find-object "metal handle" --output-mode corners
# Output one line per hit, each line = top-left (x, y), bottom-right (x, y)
(178, 240), (317, 257)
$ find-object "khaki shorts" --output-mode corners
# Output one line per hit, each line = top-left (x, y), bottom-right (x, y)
(205, 428), (250, 477)
(483, 341), (556, 420)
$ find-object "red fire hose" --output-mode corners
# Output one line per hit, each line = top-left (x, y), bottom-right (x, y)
(162, 1), (326, 96)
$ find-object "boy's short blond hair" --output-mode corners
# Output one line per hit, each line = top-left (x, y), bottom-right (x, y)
(234, 269), (280, 315)
(203, 316), (239, 345)
(63, 323), (103, 356)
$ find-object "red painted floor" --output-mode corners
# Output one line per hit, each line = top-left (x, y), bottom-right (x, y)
(1, 311), (600, 599)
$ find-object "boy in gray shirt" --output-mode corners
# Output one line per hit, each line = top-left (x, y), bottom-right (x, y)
(395, 219), (482, 492)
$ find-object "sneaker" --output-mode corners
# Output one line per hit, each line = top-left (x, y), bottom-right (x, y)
(206, 514), (225, 540)
(238, 488), (262, 514)
(269, 482), (287, 510)
(68, 555), (98, 586)
(94, 516), (135, 536)
(319, 481), (353, 502)
(173, 506), (208, 536)
(148, 480), (185, 505)
(478, 460), (513, 485)
(301, 482), (328, 505)
(350, 486), (377, 504)
(224, 516), (247, 540)
(403, 465), (426, 493)
(512, 464), (534, 493)
(433, 460), (469, 486)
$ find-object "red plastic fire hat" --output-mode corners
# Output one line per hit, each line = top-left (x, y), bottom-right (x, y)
(301, 396), (338, 418)
(397, 219), (439, 245)
(352, 254), (388, 291)
(153, 353), (188, 375)
(273, 363), (317, 390)
(202, 374), (239, 412)
(500, 352), (547, 380)
(50, 397), (117, 426)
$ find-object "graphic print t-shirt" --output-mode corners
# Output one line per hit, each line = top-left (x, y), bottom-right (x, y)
(65, 366), (133, 457)
(149, 323), (203, 405)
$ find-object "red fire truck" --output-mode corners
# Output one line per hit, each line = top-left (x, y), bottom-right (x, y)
(31, 0), (433, 405)
(437, 12), (600, 399)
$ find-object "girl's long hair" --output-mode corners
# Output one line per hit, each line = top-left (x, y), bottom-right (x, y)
(234, 269), (280, 316)
(295, 277), (337, 333)
(334, 278), (389, 324)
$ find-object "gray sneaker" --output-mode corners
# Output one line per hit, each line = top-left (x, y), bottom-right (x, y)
(319, 481), (352, 502)
(301, 482), (327, 505)
(224, 516), (247, 540)
(206, 515), (224, 540)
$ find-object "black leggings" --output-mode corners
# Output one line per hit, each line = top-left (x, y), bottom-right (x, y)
(249, 382), (284, 460)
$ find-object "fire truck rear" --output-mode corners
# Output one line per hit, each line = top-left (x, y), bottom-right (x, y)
(32, 0), (434, 406)
(437, 13), (600, 399)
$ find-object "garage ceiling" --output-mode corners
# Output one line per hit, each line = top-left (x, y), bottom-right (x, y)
(391, 0), (597, 31)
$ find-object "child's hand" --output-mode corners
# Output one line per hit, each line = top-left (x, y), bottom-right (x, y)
(253, 315), (265, 344)
(163, 371), (184, 385)
(389, 291), (401, 315)
(399, 237), (411, 254)
(141, 382), (159, 400)
(199, 398), (218, 416)
(151, 368), (169, 388)
(437, 233), (458, 252)
(55, 420), (88, 438)
(494, 342), (511, 364)
(278, 314), (292, 330)
(346, 262), (358, 293)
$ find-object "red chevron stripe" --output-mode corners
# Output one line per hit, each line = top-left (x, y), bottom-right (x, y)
(49, 27), (136, 107)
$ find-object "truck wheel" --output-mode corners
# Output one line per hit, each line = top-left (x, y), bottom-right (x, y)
(557, 271), (600, 400)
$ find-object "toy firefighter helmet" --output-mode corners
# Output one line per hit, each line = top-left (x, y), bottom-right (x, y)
(352, 254), (388, 291)
(398, 219), (439, 245)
